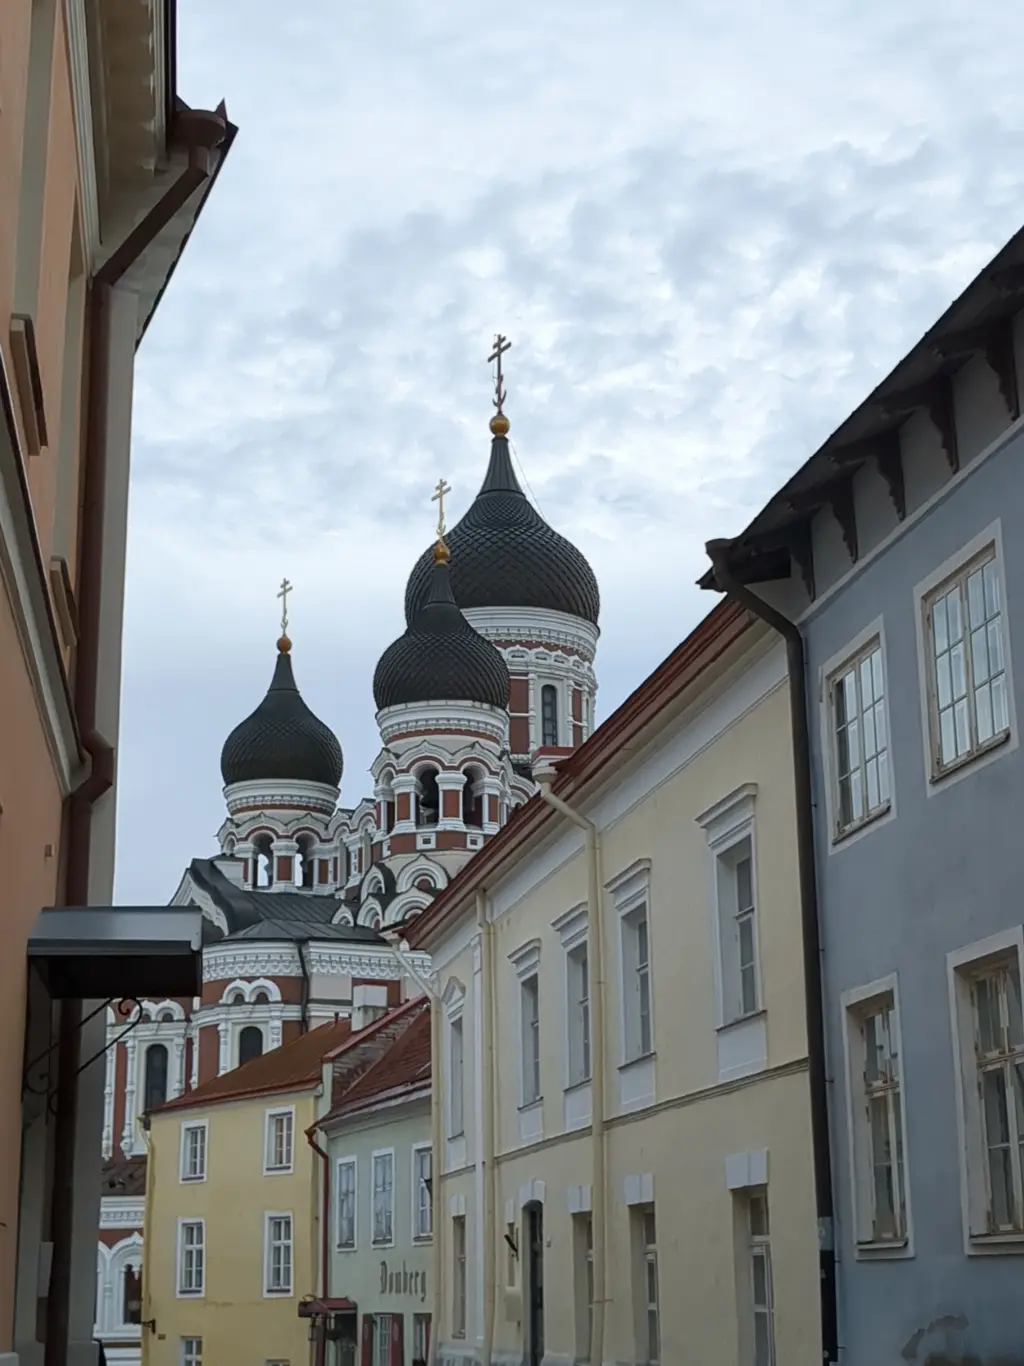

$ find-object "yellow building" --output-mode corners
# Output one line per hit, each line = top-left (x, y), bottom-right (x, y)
(408, 598), (822, 1366)
(141, 1020), (349, 1366)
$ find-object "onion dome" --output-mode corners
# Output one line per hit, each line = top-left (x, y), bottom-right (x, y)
(404, 417), (600, 626)
(221, 637), (343, 788)
(374, 543), (511, 711)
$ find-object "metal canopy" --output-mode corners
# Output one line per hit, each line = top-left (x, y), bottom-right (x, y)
(27, 907), (203, 1000)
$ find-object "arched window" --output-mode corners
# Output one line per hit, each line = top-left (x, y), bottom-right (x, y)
(417, 767), (440, 826)
(238, 1026), (264, 1066)
(297, 834), (315, 889)
(541, 685), (559, 747)
(254, 833), (274, 887)
(143, 1044), (168, 1111)
(122, 1266), (142, 1325)
(462, 767), (484, 828)
(252, 990), (270, 1005)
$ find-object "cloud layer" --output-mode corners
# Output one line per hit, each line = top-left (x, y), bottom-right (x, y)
(115, 0), (1024, 902)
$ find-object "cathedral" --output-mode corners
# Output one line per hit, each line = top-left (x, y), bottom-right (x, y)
(95, 351), (602, 1364)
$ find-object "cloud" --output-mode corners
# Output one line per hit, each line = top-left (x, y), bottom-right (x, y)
(115, 0), (1024, 902)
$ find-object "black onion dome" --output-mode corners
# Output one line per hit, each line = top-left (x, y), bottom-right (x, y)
(220, 646), (343, 788)
(374, 553), (511, 711)
(403, 434), (600, 626)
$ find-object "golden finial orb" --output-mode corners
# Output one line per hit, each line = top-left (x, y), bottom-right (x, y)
(432, 539), (451, 565)
(277, 633), (292, 654)
(489, 412), (510, 436)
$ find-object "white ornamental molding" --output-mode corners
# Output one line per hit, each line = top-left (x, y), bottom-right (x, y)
(99, 1200), (145, 1230)
(376, 700), (508, 747)
(202, 943), (429, 983)
(223, 777), (339, 818)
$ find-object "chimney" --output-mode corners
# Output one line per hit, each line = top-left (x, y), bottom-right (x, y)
(351, 983), (389, 1032)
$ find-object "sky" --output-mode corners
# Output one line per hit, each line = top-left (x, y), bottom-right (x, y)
(114, 0), (1024, 903)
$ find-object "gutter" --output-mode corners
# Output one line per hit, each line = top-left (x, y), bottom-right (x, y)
(44, 106), (229, 1366)
(304, 1123), (331, 1366)
(476, 890), (496, 1366)
(534, 772), (607, 1366)
(705, 541), (838, 1365)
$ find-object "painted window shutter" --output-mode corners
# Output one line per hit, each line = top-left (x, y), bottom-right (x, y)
(361, 1314), (374, 1366)
(390, 1311), (404, 1366)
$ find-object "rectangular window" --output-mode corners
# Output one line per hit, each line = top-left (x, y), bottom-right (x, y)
(717, 838), (760, 1022)
(264, 1214), (293, 1295)
(622, 906), (653, 1061)
(336, 1157), (357, 1249)
(972, 960), (1024, 1233)
(372, 1151), (395, 1245)
(413, 1145), (433, 1240)
(452, 1215), (467, 1338)
(177, 1221), (204, 1296)
(924, 546), (1010, 776)
(181, 1339), (202, 1366)
(264, 1109), (294, 1173)
(748, 1191), (775, 1366)
(830, 640), (891, 837)
(180, 1122), (206, 1182)
(413, 1313), (432, 1361)
(521, 974), (541, 1105)
(541, 683), (559, 747)
(862, 1000), (907, 1243)
(641, 1206), (659, 1365)
(572, 1212), (594, 1362)
(448, 1017), (465, 1138)
(567, 941), (591, 1086)
(372, 1313), (392, 1366)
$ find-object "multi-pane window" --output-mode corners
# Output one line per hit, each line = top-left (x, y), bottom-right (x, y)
(336, 1158), (356, 1249)
(144, 1044), (168, 1111)
(572, 1213), (594, 1362)
(452, 1215), (467, 1338)
(448, 1017), (465, 1137)
(413, 1314), (432, 1361)
(180, 1338), (202, 1366)
(180, 1123), (206, 1181)
(567, 941), (591, 1086)
(862, 1002), (907, 1242)
(238, 1025), (264, 1066)
(831, 642), (890, 835)
(748, 1192), (775, 1366)
(122, 1266), (142, 1325)
(372, 1314), (392, 1366)
(178, 1221), (204, 1295)
(413, 1146), (433, 1240)
(372, 1152), (394, 1245)
(265, 1214), (293, 1294)
(521, 974), (541, 1104)
(541, 683), (559, 747)
(717, 839), (760, 1022)
(642, 1207), (659, 1365)
(926, 549), (1009, 775)
(265, 1110), (294, 1173)
(622, 906), (653, 1061)
(972, 960), (1024, 1232)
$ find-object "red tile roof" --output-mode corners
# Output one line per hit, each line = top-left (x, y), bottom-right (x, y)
(100, 1156), (147, 1197)
(332, 1004), (431, 1115)
(155, 1019), (351, 1114)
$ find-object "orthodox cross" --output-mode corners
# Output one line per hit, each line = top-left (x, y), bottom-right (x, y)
(432, 478), (452, 539)
(488, 333), (511, 415)
(277, 577), (292, 635)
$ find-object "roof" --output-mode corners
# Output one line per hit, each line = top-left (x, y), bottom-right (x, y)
(224, 918), (379, 942)
(699, 226), (1024, 593)
(328, 1003), (431, 1118)
(100, 1156), (147, 1198)
(154, 1018), (352, 1115)
(186, 858), (367, 938)
(406, 596), (754, 950)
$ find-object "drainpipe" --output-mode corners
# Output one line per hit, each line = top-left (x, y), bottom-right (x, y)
(44, 106), (231, 1366)
(138, 1115), (155, 1366)
(305, 1123), (331, 1366)
(298, 940), (311, 1033)
(705, 541), (838, 1366)
(533, 773), (607, 1366)
(476, 890), (496, 1366)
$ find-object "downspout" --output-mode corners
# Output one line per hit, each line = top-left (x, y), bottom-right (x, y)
(476, 890), (496, 1366)
(138, 1116), (155, 1366)
(44, 107), (229, 1366)
(534, 776), (607, 1366)
(298, 939), (311, 1033)
(305, 1123), (331, 1366)
(705, 541), (838, 1366)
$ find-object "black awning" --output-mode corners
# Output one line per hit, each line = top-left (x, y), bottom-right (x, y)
(27, 907), (203, 1000)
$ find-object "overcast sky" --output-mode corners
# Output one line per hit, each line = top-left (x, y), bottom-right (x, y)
(114, 0), (1024, 903)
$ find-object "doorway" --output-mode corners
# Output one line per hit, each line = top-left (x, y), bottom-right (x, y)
(526, 1202), (545, 1366)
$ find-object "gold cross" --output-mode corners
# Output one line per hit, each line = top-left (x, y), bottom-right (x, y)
(488, 333), (511, 414)
(431, 478), (451, 539)
(277, 577), (292, 635)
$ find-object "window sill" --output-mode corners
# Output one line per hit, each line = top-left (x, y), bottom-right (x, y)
(832, 802), (892, 846)
(930, 728), (1011, 785)
(619, 1051), (655, 1073)
(264, 1288), (293, 1298)
(855, 1236), (911, 1259)
(447, 1129), (465, 1141)
(263, 1166), (293, 1176)
(336, 1243), (357, 1253)
(179, 1175), (206, 1183)
(564, 1077), (592, 1094)
(412, 1233), (433, 1245)
(716, 1010), (765, 1034)
(517, 1097), (543, 1113)
(371, 1241), (396, 1251)
(968, 1232), (1024, 1255)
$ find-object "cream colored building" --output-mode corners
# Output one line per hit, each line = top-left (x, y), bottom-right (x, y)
(408, 599), (821, 1366)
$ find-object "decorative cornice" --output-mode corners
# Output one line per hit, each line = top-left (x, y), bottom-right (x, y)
(464, 605), (599, 659)
(99, 1200), (145, 1229)
(201, 942), (430, 983)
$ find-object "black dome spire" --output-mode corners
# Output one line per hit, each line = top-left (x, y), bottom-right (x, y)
(403, 430), (600, 626)
(374, 547), (510, 711)
(221, 643), (343, 788)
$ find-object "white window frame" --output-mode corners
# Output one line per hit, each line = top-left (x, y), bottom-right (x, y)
(371, 1148), (395, 1247)
(640, 1204), (659, 1366)
(175, 1218), (205, 1298)
(608, 861), (654, 1066)
(412, 1313), (431, 1361)
(336, 1156), (357, 1250)
(553, 904), (591, 1090)
(179, 1120), (207, 1183)
(840, 974), (914, 1257)
(452, 1213), (467, 1338)
(373, 1313), (392, 1366)
(747, 1189), (775, 1366)
(697, 787), (764, 1029)
(914, 521), (1017, 792)
(263, 1106), (295, 1175)
(948, 925), (1024, 1253)
(509, 939), (543, 1107)
(263, 1211), (294, 1296)
(443, 983), (466, 1140)
(412, 1143), (433, 1241)
(820, 619), (895, 847)
(180, 1338), (202, 1366)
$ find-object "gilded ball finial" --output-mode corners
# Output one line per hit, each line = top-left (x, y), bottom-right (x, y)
(277, 633), (292, 653)
(433, 539), (451, 565)
(489, 412), (510, 436)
